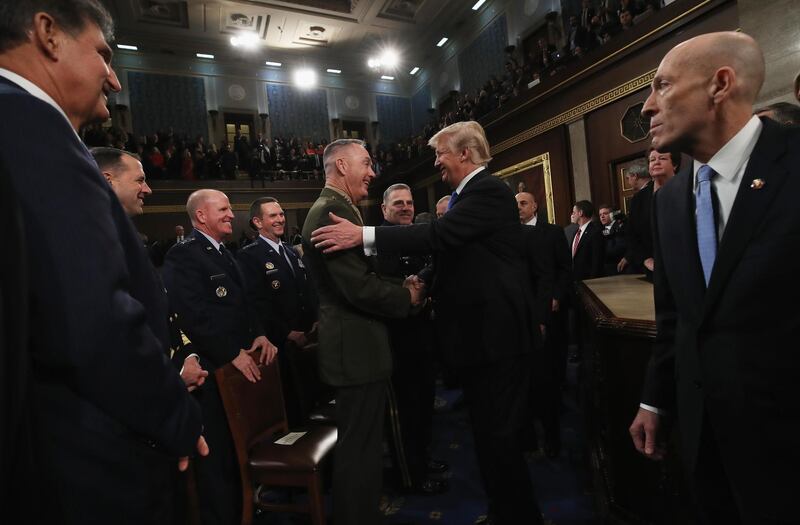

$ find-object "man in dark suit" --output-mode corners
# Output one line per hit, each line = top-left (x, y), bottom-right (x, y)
(618, 167), (653, 274)
(237, 196), (317, 425)
(311, 122), (545, 525)
(0, 2), (205, 522)
(375, 183), (447, 496)
(629, 32), (800, 523)
(515, 191), (560, 456)
(301, 139), (424, 525)
(164, 189), (278, 525)
(569, 200), (604, 281)
(598, 204), (627, 276)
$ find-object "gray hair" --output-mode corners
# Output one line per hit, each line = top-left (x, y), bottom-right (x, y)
(0, 0), (114, 52)
(322, 139), (366, 175)
(382, 183), (411, 204)
(428, 121), (493, 166)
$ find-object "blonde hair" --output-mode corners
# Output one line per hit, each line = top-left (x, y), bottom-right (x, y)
(428, 121), (492, 166)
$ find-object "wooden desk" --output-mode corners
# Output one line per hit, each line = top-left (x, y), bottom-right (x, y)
(577, 275), (694, 525)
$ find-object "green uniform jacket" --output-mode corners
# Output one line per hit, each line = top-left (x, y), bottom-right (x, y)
(302, 188), (411, 386)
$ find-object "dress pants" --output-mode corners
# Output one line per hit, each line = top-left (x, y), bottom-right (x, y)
(459, 353), (544, 525)
(334, 380), (387, 525)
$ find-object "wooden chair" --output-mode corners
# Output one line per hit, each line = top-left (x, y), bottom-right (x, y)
(215, 351), (337, 525)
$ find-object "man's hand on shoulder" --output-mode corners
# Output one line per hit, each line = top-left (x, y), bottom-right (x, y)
(311, 212), (363, 253)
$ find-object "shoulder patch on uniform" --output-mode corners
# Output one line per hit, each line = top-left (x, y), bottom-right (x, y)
(242, 242), (258, 250)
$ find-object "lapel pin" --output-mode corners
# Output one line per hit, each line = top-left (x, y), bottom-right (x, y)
(750, 178), (765, 190)
(215, 286), (227, 298)
(265, 262), (275, 270)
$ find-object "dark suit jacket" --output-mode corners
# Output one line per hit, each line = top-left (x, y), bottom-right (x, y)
(625, 181), (653, 271)
(0, 76), (202, 522)
(237, 236), (317, 348)
(375, 169), (534, 367)
(163, 229), (263, 370)
(302, 188), (411, 386)
(642, 119), (800, 520)
(570, 220), (604, 281)
(536, 221), (573, 308)
(521, 223), (555, 325)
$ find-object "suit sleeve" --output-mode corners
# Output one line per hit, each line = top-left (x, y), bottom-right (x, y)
(318, 203), (412, 319)
(163, 248), (241, 367)
(375, 179), (511, 254)
(641, 191), (677, 410)
(2, 97), (201, 456)
(550, 226), (574, 303)
(590, 228), (605, 279)
(526, 227), (555, 324)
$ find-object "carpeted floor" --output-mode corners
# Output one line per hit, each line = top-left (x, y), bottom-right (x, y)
(256, 362), (599, 525)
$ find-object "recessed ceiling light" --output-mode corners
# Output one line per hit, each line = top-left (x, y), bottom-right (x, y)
(409, 67), (420, 75)
(196, 53), (214, 59)
(230, 32), (259, 49)
(117, 44), (138, 51)
(327, 68), (341, 74)
(472, 0), (487, 10)
(436, 37), (449, 47)
(380, 49), (399, 68)
(381, 75), (395, 80)
(294, 68), (317, 88)
(265, 61), (282, 67)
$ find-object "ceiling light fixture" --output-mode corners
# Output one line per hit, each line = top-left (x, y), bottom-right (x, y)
(380, 49), (399, 68)
(230, 32), (259, 49)
(327, 68), (342, 74)
(381, 75), (395, 80)
(293, 68), (317, 88)
(436, 37), (449, 47)
(117, 44), (138, 51)
(196, 53), (214, 59)
(472, 0), (487, 10)
(409, 66), (420, 75)
(265, 61), (282, 67)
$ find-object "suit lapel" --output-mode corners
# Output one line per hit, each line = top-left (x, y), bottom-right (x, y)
(663, 167), (707, 311)
(702, 120), (789, 316)
(193, 230), (239, 280)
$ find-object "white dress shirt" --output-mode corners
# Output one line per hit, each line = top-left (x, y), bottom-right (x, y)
(363, 166), (486, 254)
(692, 115), (763, 242)
(525, 215), (538, 227)
(196, 230), (222, 251)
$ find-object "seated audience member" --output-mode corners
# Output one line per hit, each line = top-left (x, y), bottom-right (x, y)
(236, 197), (317, 425)
(619, 9), (634, 30)
(598, 204), (627, 276)
(754, 101), (800, 125)
(617, 165), (652, 274)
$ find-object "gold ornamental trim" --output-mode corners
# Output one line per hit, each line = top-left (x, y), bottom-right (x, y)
(494, 153), (555, 224)
(490, 69), (655, 156)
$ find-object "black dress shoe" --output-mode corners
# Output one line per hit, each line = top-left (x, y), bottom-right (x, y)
(426, 458), (449, 474)
(411, 478), (449, 495)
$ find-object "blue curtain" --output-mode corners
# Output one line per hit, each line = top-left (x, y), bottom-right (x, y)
(128, 72), (207, 140)
(457, 14), (509, 96)
(376, 94), (412, 144)
(410, 84), (432, 135)
(266, 84), (329, 141)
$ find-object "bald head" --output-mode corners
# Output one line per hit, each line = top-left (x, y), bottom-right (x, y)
(667, 32), (764, 104)
(643, 31), (765, 162)
(187, 189), (224, 225)
(515, 191), (538, 224)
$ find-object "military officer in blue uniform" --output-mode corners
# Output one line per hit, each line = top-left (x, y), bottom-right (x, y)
(163, 189), (278, 525)
(237, 197), (318, 424)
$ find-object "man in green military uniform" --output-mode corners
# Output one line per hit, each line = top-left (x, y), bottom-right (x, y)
(302, 139), (424, 525)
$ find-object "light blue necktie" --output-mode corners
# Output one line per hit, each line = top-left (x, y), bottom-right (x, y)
(695, 165), (717, 286)
(446, 190), (459, 210)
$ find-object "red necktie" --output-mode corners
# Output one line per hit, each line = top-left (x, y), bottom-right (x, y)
(572, 228), (582, 258)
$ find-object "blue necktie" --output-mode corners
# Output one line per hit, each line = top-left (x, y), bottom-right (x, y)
(447, 190), (458, 210)
(695, 165), (717, 286)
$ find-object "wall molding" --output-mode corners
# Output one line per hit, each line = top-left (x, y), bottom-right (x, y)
(491, 69), (655, 156)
